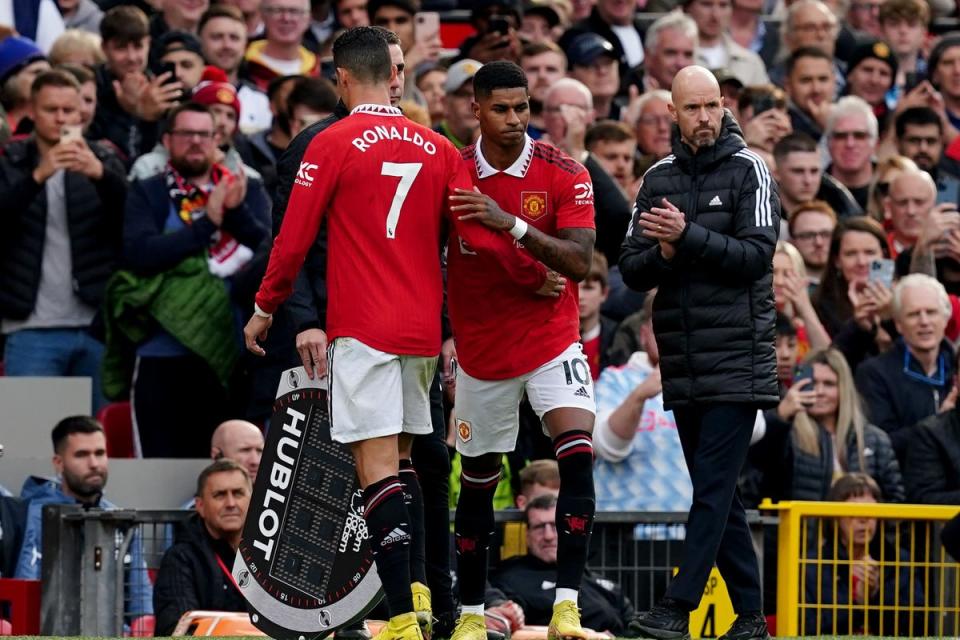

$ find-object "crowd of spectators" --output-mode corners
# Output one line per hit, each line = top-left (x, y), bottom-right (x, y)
(4, 0), (960, 633)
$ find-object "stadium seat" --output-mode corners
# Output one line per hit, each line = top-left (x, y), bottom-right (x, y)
(0, 579), (40, 635)
(128, 614), (155, 637)
(97, 401), (136, 458)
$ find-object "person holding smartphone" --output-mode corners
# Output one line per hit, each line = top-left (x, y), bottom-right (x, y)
(0, 69), (127, 412)
(747, 348), (905, 504)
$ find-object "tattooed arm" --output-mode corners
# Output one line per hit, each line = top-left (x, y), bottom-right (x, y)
(516, 226), (595, 281)
(449, 186), (595, 281)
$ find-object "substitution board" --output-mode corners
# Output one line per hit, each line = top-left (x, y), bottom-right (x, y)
(233, 367), (382, 639)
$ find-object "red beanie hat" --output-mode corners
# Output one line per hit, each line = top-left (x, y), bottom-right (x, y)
(192, 66), (241, 121)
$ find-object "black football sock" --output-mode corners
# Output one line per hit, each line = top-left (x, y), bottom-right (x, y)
(553, 430), (596, 591)
(454, 456), (501, 606)
(363, 475), (414, 617)
(399, 458), (428, 585)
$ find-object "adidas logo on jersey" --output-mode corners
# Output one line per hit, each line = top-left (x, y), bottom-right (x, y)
(381, 527), (410, 546)
(574, 386), (591, 398)
(709, 195), (722, 207)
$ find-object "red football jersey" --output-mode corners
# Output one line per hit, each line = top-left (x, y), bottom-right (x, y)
(256, 104), (471, 356)
(448, 136), (596, 380)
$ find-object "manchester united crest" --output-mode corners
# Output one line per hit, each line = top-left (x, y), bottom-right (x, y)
(521, 191), (548, 220)
(457, 419), (472, 442)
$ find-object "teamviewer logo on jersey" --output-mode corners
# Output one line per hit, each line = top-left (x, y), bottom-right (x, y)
(574, 182), (594, 205)
(296, 162), (318, 187)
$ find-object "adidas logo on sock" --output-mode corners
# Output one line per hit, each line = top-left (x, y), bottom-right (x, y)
(574, 386), (590, 398)
(381, 527), (410, 546)
(709, 195), (722, 206)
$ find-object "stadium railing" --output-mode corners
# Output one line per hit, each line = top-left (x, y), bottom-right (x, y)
(39, 506), (771, 637)
(762, 499), (960, 637)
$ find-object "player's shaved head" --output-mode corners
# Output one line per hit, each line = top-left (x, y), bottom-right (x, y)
(474, 61), (528, 100)
(669, 65), (725, 149)
(332, 26), (392, 84)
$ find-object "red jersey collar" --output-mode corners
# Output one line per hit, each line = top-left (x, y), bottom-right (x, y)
(350, 104), (403, 116)
(474, 134), (535, 179)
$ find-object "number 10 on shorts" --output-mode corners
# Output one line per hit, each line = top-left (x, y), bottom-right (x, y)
(562, 358), (590, 386)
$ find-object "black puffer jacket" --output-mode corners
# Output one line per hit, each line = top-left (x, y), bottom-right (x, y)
(905, 409), (960, 504)
(619, 113), (780, 409)
(0, 136), (126, 320)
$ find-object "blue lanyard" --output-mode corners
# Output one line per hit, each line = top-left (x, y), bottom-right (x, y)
(902, 348), (946, 387)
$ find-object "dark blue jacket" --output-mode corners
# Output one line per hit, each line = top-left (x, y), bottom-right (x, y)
(855, 339), (955, 467)
(803, 538), (925, 636)
(122, 172), (270, 276)
(15, 476), (153, 615)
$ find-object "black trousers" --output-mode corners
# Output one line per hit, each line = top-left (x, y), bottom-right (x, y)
(411, 369), (455, 615)
(666, 402), (762, 614)
(133, 354), (230, 458)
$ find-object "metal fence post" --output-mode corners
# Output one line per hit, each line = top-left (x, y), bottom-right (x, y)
(39, 504), (83, 635)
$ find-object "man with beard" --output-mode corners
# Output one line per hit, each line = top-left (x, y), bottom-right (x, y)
(154, 459), (252, 635)
(620, 66), (778, 640)
(784, 47), (836, 142)
(895, 106), (960, 204)
(14, 417), (153, 617)
(113, 101), (269, 457)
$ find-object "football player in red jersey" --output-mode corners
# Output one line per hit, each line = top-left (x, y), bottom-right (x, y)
(244, 29), (536, 640)
(446, 61), (598, 640)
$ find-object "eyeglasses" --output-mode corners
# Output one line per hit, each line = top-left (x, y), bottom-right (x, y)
(169, 129), (215, 141)
(263, 6), (307, 17)
(794, 21), (838, 33)
(638, 115), (673, 127)
(830, 130), (872, 142)
(792, 230), (833, 242)
(544, 104), (588, 113)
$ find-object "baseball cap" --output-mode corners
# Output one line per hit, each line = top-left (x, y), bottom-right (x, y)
(713, 68), (745, 89)
(565, 33), (617, 67)
(0, 36), (45, 85)
(445, 59), (482, 93)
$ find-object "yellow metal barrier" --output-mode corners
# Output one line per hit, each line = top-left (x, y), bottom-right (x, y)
(761, 500), (960, 637)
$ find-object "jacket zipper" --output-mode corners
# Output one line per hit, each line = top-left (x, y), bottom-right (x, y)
(682, 160), (700, 400)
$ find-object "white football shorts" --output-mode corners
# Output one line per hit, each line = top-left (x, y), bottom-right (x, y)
(454, 342), (596, 457)
(327, 337), (437, 443)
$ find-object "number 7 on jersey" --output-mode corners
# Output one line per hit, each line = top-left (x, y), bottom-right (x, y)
(381, 162), (422, 238)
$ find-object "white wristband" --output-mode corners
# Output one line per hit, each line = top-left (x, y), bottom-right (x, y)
(254, 303), (272, 319)
(509, 217), (529, 240)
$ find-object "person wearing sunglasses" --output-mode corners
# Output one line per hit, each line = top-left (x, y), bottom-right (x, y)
(824, 96), (879, 212)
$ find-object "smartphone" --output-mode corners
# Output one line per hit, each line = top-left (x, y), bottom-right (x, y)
(60, 124), (82, 143)
(904, 71), (925, 94)
(868, 258), (895, 288)
(414, 11), (440, 46)
(488, 15), (511, 35)
(751, 93), (777, 117)
(794, 363), (813, 384)
(158, 61), (178, 84)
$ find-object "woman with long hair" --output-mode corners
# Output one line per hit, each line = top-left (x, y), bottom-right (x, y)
(813, 217), (896, 368)
(749, 348), (904, 503)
